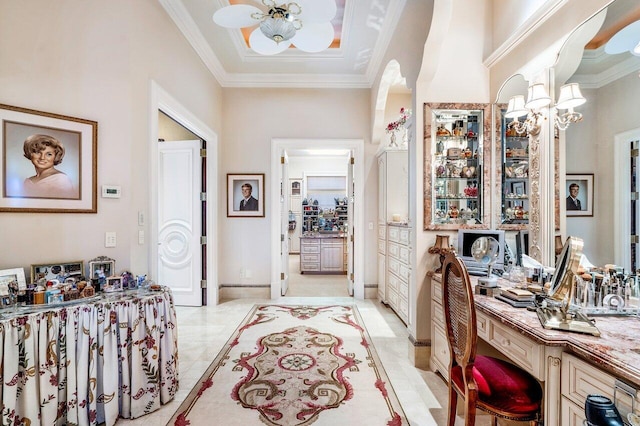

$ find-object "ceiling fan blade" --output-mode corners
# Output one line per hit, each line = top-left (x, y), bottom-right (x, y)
(212, 4), (262, 28)
(296, 0), (337, 23)
(291, 22), (334, 53)
(605, 20), (640, 55)
(249, 28), (291, 55)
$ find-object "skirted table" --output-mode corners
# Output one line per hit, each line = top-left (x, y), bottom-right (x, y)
(0, 287), (178, 425)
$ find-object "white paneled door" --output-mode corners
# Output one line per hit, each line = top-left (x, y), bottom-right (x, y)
(158, 140), (202, 306)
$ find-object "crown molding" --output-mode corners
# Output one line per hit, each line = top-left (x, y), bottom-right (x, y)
(220, 72), (371, 89)
(572, 55), (640, 88)
(365, 0), (407, 85)
(484, 0), (568, 68)
(159, 0), (229, 83)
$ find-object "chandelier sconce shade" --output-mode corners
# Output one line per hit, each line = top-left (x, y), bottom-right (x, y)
(213, 0), (337, 56)
(505, 82), (586, 135)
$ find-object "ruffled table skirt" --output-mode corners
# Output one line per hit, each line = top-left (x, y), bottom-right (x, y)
(0, 287), (178, 425)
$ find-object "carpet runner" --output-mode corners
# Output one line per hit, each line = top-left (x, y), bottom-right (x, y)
(170, 305), (407, 425)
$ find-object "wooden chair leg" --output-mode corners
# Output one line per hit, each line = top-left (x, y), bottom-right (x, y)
(447, 385), (457, 426)
(465, 397), (476, 426)
(491, 416), (498, 426)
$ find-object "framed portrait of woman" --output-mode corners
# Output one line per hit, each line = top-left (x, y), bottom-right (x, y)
(0, 103), (97, 213)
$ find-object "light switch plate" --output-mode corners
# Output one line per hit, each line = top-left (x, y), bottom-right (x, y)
(138, 230), (144, 245)
(102, 185), (121, 198)
(105, 232), (117, 247)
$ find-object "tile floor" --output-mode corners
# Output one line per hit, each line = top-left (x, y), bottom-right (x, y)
(116, 256), (495, 426)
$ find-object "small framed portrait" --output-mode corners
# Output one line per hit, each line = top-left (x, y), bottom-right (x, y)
(0, 103), (98, 213)
(511, 181), (525, 196)
(103, 276), (123, 292)
(227, 173), (265, 217)
(88, 256), (116, 286)
(30, 261), (84, 283)
(566, 173), (594, 217)
(0, 267), (27, 291)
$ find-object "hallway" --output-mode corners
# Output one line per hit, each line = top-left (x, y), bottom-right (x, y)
(286, 254), (350, 297)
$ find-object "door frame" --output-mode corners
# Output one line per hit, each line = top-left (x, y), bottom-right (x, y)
(149, 80), (219, 305)
(270, 138), (365, 299)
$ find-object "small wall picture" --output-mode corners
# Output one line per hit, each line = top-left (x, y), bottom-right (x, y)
(227, 173), (265, 217)
(566, 173), (594, 217)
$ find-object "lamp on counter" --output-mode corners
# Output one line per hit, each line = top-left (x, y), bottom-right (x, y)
(428, 234), (453, 273)
(505, 82), (586, 135)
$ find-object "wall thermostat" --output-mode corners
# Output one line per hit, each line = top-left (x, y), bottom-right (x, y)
(102, 185), (121, 198)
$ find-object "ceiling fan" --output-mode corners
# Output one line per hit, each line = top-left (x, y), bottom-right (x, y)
(212, 0), (337, 55)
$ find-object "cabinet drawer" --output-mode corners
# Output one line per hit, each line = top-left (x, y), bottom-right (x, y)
(378, 239), (386, 254)
(388, 257), (400, 277)
(561, 353), (638, 416)
(399, 295), (409, 321)
(388, 226), (400, 243)
(388, 241), (400, 260)
(387, 287), (399, 308)
(301, 263), (320, 271)
(432, 323), (450, 379)
(378, 225), (386, 239)
(301, 253), (319, 262)
(398, 278), (408, 299)
(483, 314), (544, 379)
(399, 264), (410, 281)
(561, 396), (586, 426)
(476, 312), (488, 340)
(433, 299), (444, 329)
(399, 228), (410, 245)
(399, 245), (410, 264)
(387, 271), (400, 291)
(321, 239), (343, 247)
(301, 243), (320, 253)
(432, 280), (443, 306)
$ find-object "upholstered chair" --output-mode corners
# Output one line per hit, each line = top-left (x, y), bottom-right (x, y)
(441, 253), (543, 425)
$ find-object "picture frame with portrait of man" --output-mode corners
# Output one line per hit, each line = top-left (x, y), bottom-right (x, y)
(0, 103), (97, 213)
(227, 173), (265, 217)
(565, 173), (594, 217)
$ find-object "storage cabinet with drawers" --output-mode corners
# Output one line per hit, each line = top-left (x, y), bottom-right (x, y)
(299, 236), (347, 273)
(385, 224), (411, 324)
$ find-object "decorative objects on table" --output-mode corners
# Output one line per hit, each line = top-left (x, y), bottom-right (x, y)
(88, 256), (115, 287)
(386, 107), (411, 148)
(30, 261), (84, 283)
(0, 103), (98, 213)
(227, 173), (265, 217)
(428, 234), (453, 273)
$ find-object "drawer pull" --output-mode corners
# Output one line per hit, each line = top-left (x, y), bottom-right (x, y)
(501, 339), (510, 346)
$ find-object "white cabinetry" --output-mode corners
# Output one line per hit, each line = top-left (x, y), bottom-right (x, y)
(377, 148), (408, 309)
(300, 237), (346, 273)
(561, 353), (640, 425)
(386, 224), (411, 324)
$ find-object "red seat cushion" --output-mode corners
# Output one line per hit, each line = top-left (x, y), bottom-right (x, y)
(451, 355), (542, 415)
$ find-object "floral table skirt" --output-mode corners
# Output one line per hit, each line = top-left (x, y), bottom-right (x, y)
(0, 288), (178, 425)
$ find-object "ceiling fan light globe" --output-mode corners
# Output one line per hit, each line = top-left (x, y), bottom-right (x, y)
(260, 16), (297, 43)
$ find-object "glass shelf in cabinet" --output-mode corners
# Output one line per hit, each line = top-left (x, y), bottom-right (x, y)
(435, 196), (479, 200)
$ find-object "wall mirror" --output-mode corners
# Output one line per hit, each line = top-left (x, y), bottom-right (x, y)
(423, 103), (491, 230)
(555, 0), (640, 269)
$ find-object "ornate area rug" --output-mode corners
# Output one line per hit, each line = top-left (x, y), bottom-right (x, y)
(170, 305), (407, 425)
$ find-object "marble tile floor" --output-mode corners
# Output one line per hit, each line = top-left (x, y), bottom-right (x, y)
(115, 296), (500, 426)
(285, 254), (350, 297)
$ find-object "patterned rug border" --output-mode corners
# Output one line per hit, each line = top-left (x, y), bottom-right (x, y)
(168, 304), (408, 425)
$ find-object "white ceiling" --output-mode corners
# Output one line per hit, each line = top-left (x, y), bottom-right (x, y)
(160, 0), (408, 89)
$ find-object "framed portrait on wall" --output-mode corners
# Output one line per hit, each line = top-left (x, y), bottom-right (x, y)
(0, 103), (97, 213)
(227, 173), (265, 217)
(566, 173), (594, 217)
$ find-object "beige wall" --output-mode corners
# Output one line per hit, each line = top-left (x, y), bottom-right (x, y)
(218, 88), (372, 286)
(0, 0), (222, 277)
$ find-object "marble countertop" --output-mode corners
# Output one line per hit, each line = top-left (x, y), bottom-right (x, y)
(300, 233), (347, 239)
(430, 272), (640, 388)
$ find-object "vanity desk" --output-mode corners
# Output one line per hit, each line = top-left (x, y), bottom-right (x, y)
(429, 272), (640, 426)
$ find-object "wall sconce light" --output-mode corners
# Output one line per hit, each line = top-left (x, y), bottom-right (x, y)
(505, 82), (586, 135)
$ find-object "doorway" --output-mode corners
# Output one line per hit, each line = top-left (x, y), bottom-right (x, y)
(149, 81), (219, 306)
(270, 139), (365, 299)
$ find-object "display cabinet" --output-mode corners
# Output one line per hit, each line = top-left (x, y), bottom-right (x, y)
(501, 120), (530, 227)
(302, 201), (319, 232)
(424, 103), (491, 230)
